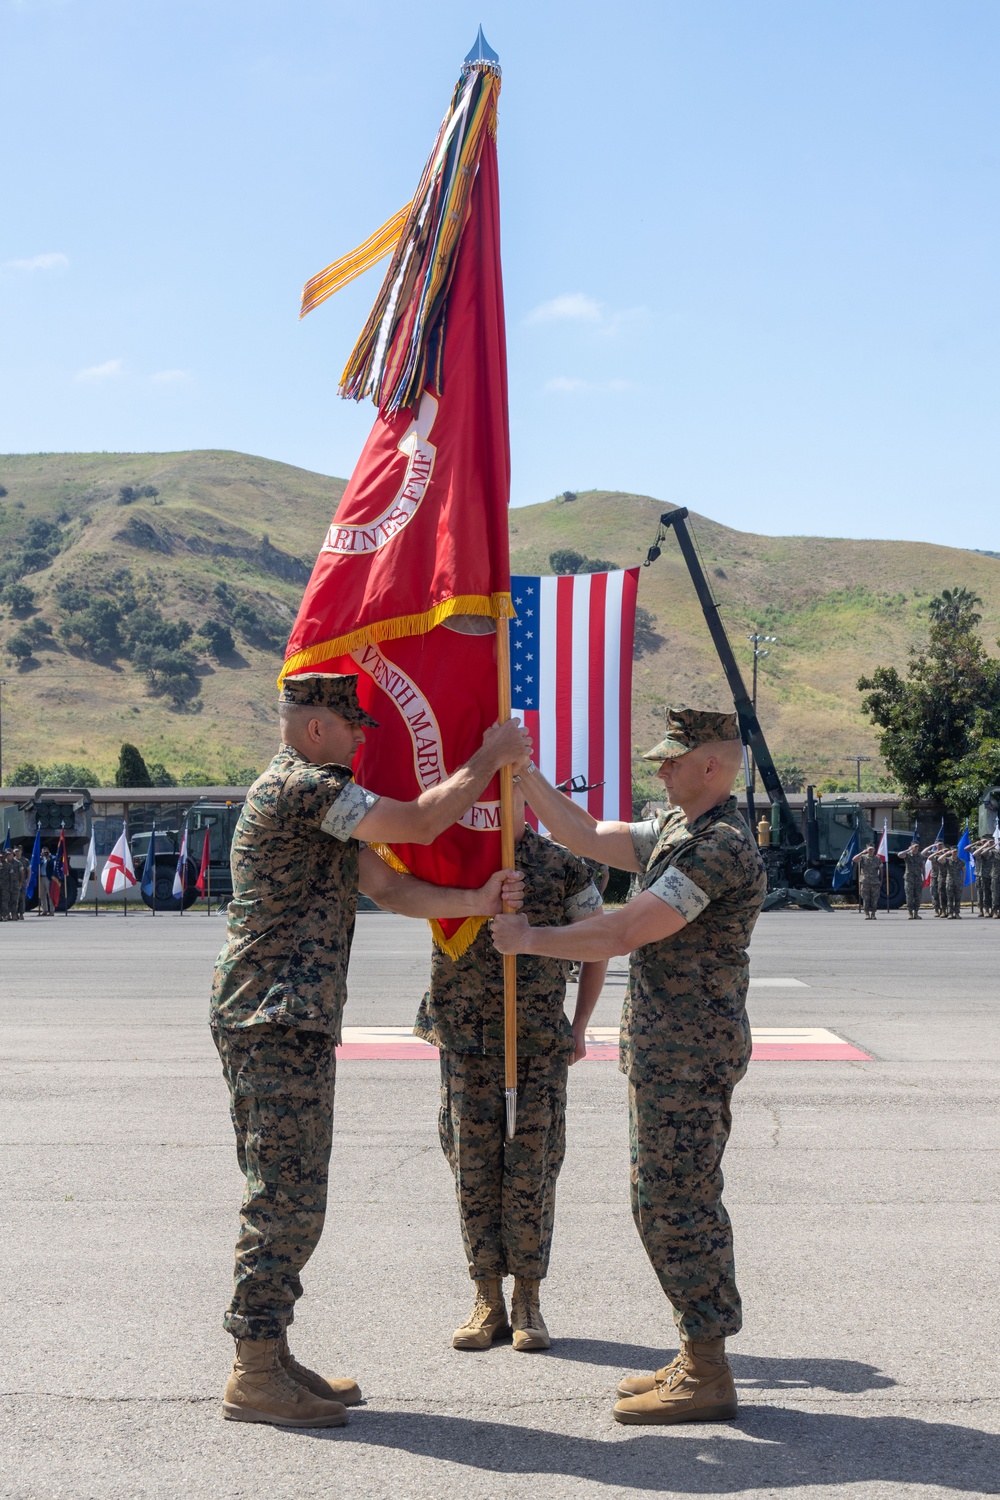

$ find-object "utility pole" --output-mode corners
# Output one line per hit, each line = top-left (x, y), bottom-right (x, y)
(746, 634), (777, 792)
(0, 678), (6, 789)
(853, 755), (872, 792)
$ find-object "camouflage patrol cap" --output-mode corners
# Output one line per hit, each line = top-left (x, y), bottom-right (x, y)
(641, 706), (741, 762)
(279, 672), (379, 727)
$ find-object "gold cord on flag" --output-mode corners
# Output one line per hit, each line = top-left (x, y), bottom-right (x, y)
(300, 202), (413, 319)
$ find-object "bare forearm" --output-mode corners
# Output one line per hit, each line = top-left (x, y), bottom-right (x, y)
(409, 748), (498, 843)
(518, 910), (632, 962)
(520, 767), (640, 872)
(571, 959), (608, 1030)
(360, 859), (482, 918)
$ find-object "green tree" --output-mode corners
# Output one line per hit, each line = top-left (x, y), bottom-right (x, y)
(60, 598), (122, 657)
(7, 632), (34, 661)
(858, 586), (1000, 808)
(633, 605), (663, 659)
(7, 762), (40, 786)
(548, 548), (616, 575)
(549, 549), (587, 574)
(146, 762), (177, 787)
(4, 582), (34, 615)
(115, 743), (153, 788)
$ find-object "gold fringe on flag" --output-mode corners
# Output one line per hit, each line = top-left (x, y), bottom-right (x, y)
(368, 842), (487, 959)
(300, 202), (413, 319)
(278, 591), (513, 685)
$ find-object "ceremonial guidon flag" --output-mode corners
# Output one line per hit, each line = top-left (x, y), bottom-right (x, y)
(510, 571), (639, 823)
(101, 822), (137, 895)
(49, 825), (70, 910)
(284, 40), (510, 957)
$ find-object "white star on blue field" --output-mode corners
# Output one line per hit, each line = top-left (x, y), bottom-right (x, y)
(510, 576), (539, 710)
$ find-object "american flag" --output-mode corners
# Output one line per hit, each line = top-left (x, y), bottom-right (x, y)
(510, 569), (640, 822)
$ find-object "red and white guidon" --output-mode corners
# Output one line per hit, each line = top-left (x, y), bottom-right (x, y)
(101, 824), (138, 894)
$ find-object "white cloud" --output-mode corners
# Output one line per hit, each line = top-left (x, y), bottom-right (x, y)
(151, 368), (192, 384)
(544, 376), (632, 395)
(526, 293), (602, 325)
(75, 358), (124, 382)
(4, 251), (69, 271)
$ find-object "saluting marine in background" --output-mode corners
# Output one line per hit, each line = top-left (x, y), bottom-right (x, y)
(897, 843), (925, 919)
(853, 844), (883, 919)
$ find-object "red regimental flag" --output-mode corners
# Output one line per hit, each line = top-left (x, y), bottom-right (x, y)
(283, 62), (510, 957)
(195, 828), (211, 897)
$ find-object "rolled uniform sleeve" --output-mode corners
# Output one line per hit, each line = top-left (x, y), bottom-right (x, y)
(278, 766), (380, 842)
(629, 819), (660, 870)
(319, 782), (380, 841)
(646, 865), (710, 922)
(564, 882), (603, 922)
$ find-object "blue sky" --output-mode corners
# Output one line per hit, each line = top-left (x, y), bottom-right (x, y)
(2, 0), (998, 547)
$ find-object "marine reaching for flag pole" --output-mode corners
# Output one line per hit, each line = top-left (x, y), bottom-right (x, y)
(285, 31), (524, 1133)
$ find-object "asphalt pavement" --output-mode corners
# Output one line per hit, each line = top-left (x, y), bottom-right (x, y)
(2, 905), (998, 1499)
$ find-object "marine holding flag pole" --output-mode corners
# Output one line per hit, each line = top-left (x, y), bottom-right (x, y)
(286, 29), (521, 1132)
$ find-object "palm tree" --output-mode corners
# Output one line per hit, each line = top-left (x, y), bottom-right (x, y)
(928, 587), (983, 628)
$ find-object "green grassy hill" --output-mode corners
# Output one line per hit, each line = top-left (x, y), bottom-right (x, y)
(2, 451), (998, 787)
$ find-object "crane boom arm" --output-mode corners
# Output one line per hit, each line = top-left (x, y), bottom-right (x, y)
(661, 508), (801, 846)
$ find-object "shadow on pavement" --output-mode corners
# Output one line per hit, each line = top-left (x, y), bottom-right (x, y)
(299, 1406), (999, 1492)
(544, 1342), (896, 1394)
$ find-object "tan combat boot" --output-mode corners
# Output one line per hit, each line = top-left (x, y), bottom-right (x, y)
(616, 1349), (685, 1398)
(452, 1277), (510, 1350)
(613, 1338), (737, 1425)
(277, 1331), (362, 1406)
(223, 1337), (349, 1427)
(510, 1276), (551, 1351)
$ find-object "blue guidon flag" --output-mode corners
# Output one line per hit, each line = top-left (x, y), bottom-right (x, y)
(510, 569), (640, 823)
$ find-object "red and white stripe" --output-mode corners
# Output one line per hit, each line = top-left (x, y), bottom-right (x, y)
(512, 568), (639, 823)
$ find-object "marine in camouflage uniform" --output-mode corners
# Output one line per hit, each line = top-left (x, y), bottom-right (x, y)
(211, 713), (381, 1352)
(898, 845), (924, 918)
(16, 853), (27, 919)
(926, 845), (946, 916)
(944, 848), (964, 918)
(492, 707), (766, 1427)
(854, 848), (883, 918)
(210, 671), (529, 1430)
(414, 819), (605, 1350)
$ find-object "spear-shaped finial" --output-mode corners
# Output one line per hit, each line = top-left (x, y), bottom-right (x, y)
(463, 25), (500, 71)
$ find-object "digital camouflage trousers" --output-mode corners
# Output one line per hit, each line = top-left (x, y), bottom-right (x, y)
(438, 1050), (568, 1280)
(212, 1023), (336, 1341)
(629, 1077), (742, 1342)
(860, 879), (881, 915)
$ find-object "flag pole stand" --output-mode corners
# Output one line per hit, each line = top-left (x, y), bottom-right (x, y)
(496, 613), (518, 1140)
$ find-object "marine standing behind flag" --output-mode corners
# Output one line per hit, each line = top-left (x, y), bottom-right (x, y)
(287, 33), (525, 1129)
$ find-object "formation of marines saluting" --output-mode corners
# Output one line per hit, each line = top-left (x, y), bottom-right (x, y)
(211, 682), (765, 1431)
(0, 847), (28, 921)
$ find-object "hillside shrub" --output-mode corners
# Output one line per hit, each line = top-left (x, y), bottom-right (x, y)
(123, 606), (192, 657)
(197, 619), (235, 658)
(147, 763), (177, 787)
(118, 484), (159, 506)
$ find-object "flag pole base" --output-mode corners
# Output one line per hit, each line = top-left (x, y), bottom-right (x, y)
(505, 1088), (517, 1141)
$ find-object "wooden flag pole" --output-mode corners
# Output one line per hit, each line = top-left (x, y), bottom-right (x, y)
(496, 614), (518, 1140)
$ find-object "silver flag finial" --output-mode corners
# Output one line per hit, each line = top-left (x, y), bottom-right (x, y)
(464, 25), (500, 68)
